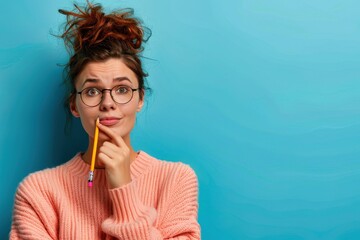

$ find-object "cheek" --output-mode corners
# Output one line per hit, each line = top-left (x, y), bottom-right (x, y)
(121, 102), (140, 130)
(79, 117), (94, 137)
(76, 99), (97, 137)
(123, 101), (140, 117)
(81, 119), (95, 138)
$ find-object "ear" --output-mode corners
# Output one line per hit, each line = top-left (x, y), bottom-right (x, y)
(136, 90), (145, 112)
(69, 95), (80, 118)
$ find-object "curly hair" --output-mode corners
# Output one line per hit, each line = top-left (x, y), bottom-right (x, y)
(58, 2), (151, 130)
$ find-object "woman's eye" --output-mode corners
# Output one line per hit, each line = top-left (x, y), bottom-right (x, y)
(85, 88), (100, 96)
(115, 86), (129, 94)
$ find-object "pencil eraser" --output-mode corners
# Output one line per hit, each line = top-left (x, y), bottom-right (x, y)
(88, 182), (93, 187)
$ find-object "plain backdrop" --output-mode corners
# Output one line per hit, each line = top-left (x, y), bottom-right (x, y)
(1, 0), (360, 239)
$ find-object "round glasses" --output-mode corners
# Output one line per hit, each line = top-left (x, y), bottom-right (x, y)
(77, 85), (140, 107)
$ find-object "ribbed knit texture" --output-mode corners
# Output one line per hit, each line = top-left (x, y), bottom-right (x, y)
(10, 151), (200, 239)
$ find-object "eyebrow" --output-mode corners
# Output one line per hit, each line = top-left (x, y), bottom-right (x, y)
(81, 77), (132, 88)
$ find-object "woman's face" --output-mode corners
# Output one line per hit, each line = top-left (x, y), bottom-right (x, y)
(70, 58), (144, 143)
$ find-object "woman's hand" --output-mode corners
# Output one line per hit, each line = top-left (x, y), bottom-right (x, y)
(96, 122), (132, 189)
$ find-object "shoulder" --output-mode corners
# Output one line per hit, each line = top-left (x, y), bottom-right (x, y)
(142, 153), (199, 205)
(15, 155), (79, 200)
(21, 165), (61, 183)
(161, 160), (197, 181)
(15, 166), (61, 199)
(140, 151), (198, 185)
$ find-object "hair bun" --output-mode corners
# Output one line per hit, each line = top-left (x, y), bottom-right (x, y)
(59, 3), (150, 55)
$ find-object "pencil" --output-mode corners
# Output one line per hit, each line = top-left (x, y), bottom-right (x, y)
(88, 117), (99, 187)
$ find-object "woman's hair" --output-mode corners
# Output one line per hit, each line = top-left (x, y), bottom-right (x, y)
(58, 2), (151, 131)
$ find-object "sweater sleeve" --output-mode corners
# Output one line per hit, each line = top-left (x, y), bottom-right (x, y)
(10, 174), (58, 240)
(101, 164), (200, 239)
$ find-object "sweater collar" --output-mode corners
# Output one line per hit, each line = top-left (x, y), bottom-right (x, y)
(64, 151), (156, 181)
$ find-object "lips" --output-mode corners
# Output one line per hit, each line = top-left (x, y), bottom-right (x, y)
(99, 117), (120, 126)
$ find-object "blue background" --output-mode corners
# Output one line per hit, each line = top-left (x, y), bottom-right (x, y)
(1, 0), (360, 239)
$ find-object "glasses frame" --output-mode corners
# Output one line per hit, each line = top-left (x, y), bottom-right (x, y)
(76, 85), (140, 107)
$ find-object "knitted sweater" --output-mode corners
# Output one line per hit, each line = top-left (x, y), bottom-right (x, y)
(10, 151), (200, 239)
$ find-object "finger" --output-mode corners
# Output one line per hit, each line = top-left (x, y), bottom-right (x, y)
(96, 122), (126, 147)
(99, 142), (118, 159)
(97, 152), (115, 169)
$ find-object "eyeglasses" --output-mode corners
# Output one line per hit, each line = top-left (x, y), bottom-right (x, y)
(77, 85), (140, 107)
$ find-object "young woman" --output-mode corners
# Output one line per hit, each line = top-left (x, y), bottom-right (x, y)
(10, 2), (200, 239)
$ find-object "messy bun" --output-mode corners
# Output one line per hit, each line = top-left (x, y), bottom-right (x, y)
(59, 3), (146, 55)
(58, 2), (151, 131)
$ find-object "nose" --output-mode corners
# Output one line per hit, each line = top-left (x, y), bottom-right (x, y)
(99, 89), (117, 111)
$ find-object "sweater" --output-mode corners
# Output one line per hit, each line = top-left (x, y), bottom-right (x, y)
(10, 151), (200, 239)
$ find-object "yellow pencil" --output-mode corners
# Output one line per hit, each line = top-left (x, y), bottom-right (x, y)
(88, 117), (99, 187)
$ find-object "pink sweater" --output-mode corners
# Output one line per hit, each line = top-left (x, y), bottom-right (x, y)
(10, 151), (200, 239)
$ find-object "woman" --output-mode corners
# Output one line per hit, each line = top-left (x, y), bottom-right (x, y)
(10, 2), (200, 239)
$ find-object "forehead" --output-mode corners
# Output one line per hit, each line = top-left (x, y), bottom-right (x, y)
(76, 58), (138, 86)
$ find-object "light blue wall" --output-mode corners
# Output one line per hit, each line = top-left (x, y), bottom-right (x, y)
(2, 0), (360, 239)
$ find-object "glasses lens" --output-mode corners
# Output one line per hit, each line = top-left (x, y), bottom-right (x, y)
(81, 87), (102, 106)
(112, 85), (133, 104)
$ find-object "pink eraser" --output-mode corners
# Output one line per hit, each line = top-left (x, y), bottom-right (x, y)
(88, 182), (93, 187)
